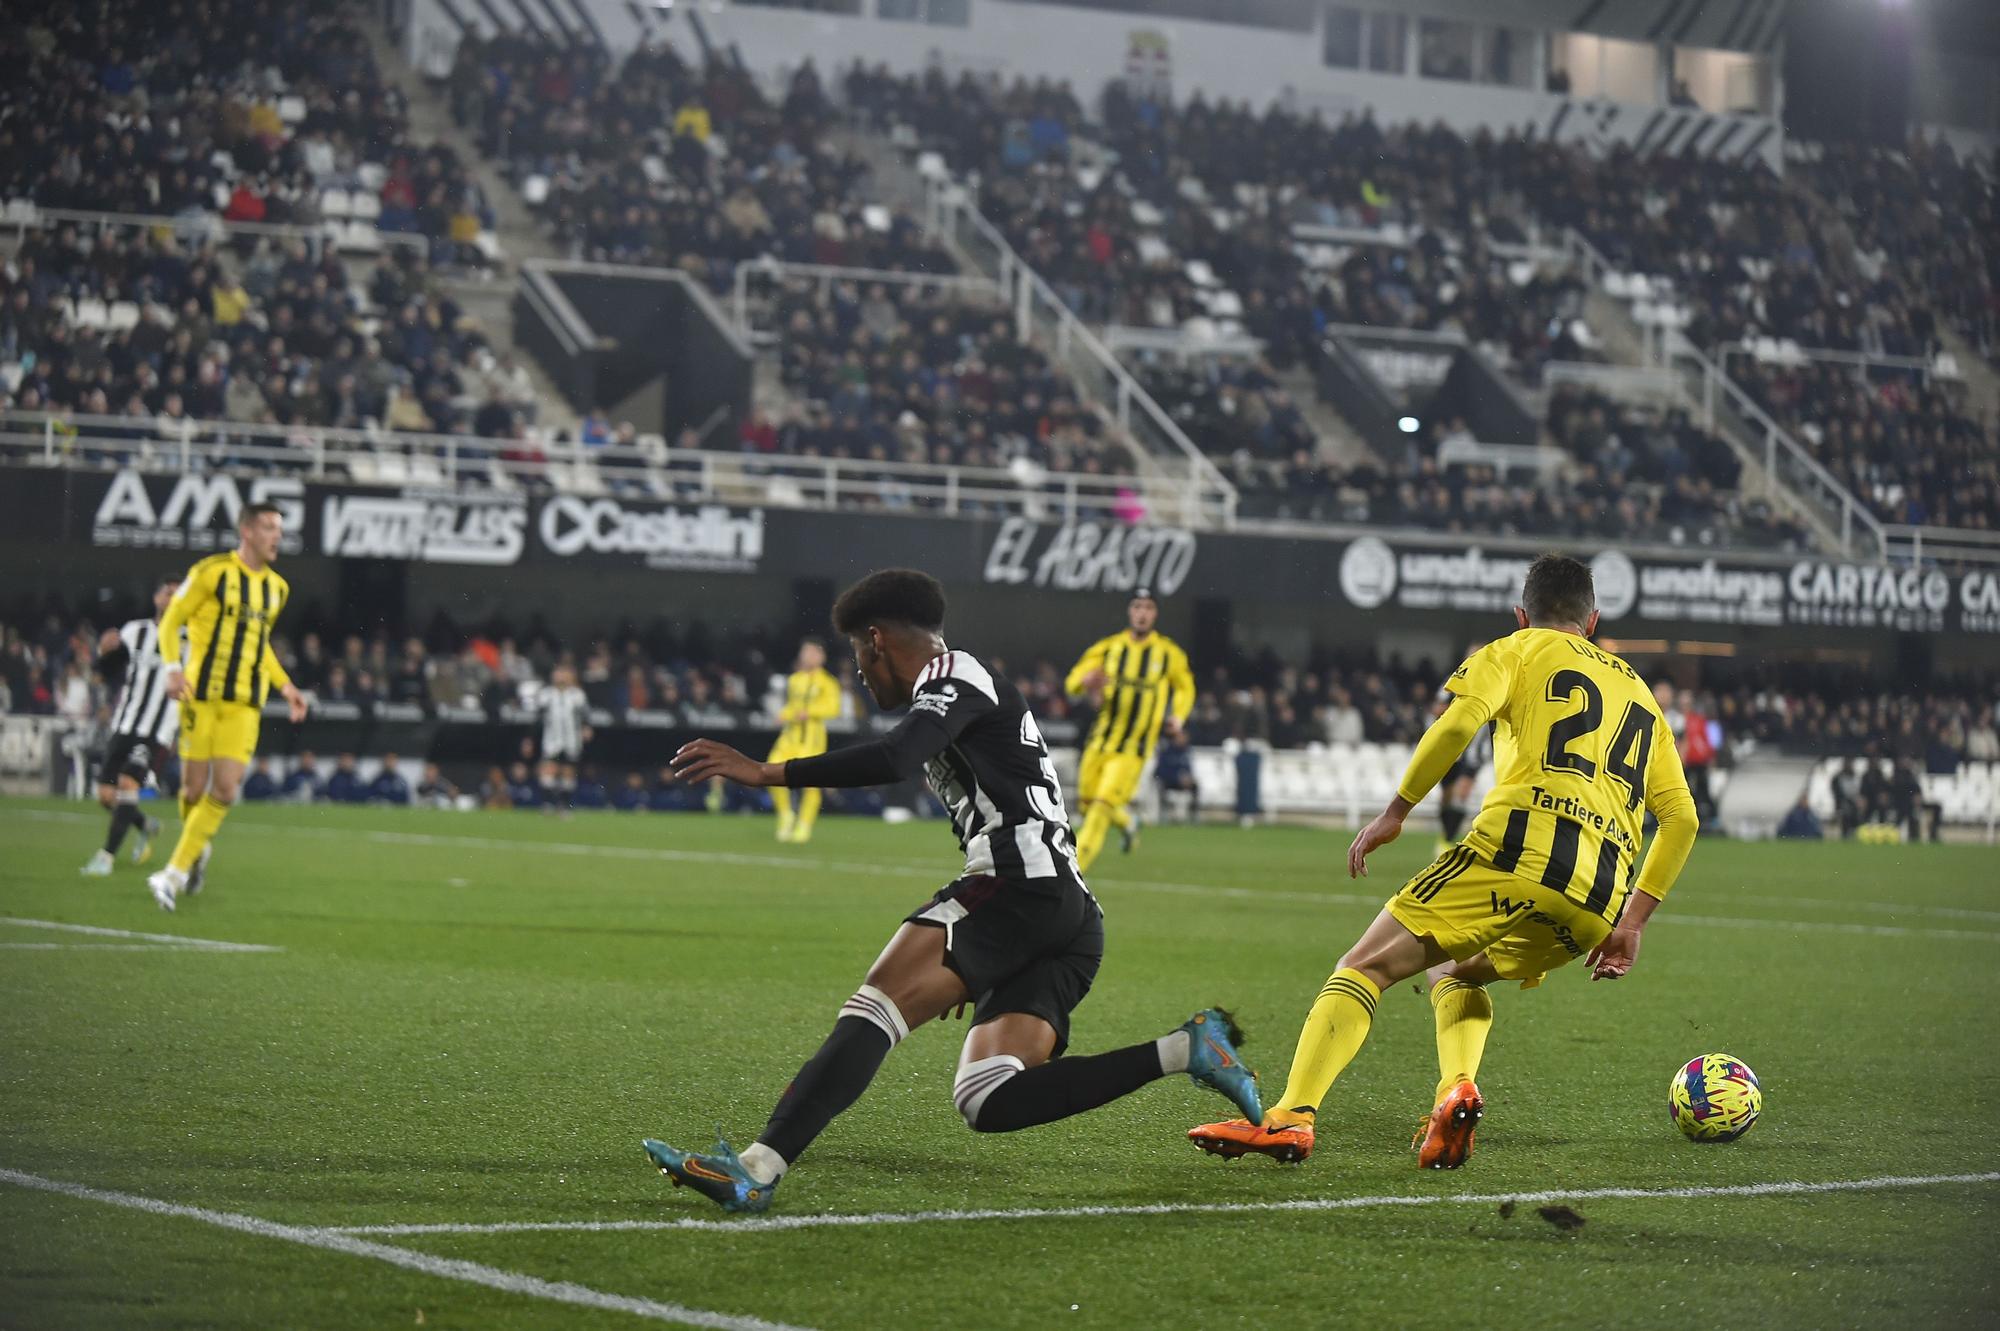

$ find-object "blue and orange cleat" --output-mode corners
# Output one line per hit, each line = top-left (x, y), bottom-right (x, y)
(642, 1133), (777, 1214)
(1414, 1080), (1484, 1169)
(1188, 1115), (1315, 1164)
(1181, 1008), (1263, 1125)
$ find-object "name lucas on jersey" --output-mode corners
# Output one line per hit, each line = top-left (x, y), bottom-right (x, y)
(1527, 784), (1639, 854)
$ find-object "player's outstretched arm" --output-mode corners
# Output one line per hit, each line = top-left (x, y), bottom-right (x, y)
(672, 739), (783, 787)
(1063, 638), (1109, 697)
(155, 567), (209, 700)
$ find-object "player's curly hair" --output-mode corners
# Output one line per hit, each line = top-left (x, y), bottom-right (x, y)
(1520, 553), (1595, 626)
(832, 568), (947, 635)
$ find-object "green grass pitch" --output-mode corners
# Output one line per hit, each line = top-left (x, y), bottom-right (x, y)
(3, 797), (1997, 1329)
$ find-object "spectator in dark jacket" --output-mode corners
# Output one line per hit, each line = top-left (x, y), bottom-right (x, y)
(282, 751), (324, 803)
(242, 757), (280, 802)
(369, 752), (413, 806)
(325, 753), (368, 804)
(1775, 797), (1823, 840)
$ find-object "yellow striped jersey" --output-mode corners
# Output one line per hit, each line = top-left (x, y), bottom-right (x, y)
(1417, 627), (1695, 918)
(778, 668), (843, 752)
(157, 551), (293, 706)
(1065, 630), (1195, 759)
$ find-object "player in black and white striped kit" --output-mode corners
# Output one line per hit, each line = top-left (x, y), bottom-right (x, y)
(1432, 642), (1495, 852)
(81, 579), (181, 876)
(644, 569), (1263, 1214)
(535, 664), (591, 814)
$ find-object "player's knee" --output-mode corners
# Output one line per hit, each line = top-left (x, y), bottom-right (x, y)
(953, 1054), (1025, 1131)
(837, 984), (910, 1050)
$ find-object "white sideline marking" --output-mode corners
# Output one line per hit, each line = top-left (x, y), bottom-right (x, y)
(0, 916), (281, 953)
(0, 1167), (813, 1331)
(0, 943), (241, 952)
(323, 1171), (2000, 1237)
(7, 809), (1996, 941)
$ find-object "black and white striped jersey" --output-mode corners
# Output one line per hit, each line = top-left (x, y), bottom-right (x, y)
(911, 651), (1085, 887)
(538, 683), (590, 758)
(1438, 683), (1494, 773)
(109, 618), (180, 746)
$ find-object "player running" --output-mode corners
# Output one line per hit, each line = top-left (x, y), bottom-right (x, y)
(648, 569), (1262, 1212)
(146, 503), (310, 911)
(1063, 589), (1194, 873)
(80, 578), (181, 876)
(1191, 554), (1697, 1170)
(767, 637), (843, 843)
(535, 664), (591, 816)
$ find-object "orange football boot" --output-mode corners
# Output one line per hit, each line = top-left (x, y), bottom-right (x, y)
(1414, 1080), (1484, 1169)
(1188, 1116), (1315, 1164)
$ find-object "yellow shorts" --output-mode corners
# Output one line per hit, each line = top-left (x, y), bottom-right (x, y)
(767, 736), (825, 765)
(178, 701), (263, 765)
(1076, 749), (1145, 809)
(1385, 845), (1615, 989)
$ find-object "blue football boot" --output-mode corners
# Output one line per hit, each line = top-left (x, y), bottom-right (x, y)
(642, 1133), (777, 1214)
(1181, 1007), (1263, 1125)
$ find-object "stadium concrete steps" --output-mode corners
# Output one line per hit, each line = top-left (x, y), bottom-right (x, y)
(1275, 363), (1376, 467)
(366, 12), (578, 437)
(1938, 326), (2000, 423)
(1580, 286), (1849, 556)
(1713, 752), (1819, 841)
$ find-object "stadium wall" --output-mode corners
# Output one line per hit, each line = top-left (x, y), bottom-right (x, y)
(7, 469), (1996, 675)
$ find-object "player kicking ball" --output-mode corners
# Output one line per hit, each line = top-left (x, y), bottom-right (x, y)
(647, 569), (1262, 1212)
(1191, 554), (1698, 1170)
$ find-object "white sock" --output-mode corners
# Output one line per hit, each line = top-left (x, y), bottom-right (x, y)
(737, 1142), (787, 1185)
(1155, 1028), (1191, 1075)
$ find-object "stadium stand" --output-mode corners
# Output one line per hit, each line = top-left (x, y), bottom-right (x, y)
(0, 0), (496, 266)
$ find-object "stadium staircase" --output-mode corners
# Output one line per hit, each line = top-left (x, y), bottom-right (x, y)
(362, 11), (579, 436)
(1566, 263), (1859, 557)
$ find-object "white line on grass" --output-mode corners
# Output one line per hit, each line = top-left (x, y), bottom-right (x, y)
(0, 1167), (813, 1331)
(323, 1171), (2000, 1237)
(0, 943), (248, 952)
(8, 809), (1995, 941)
(0, 916), (281, 953)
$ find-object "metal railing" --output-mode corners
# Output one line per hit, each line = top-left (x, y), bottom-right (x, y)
(1716, 339), (1962, 386)
(0, 409), (1214, 526)
(921, 177), (1237, 524)
(1, 202), (428, 257)
(731, 260), (1004, 345)
(1562, 227), (1887, 559)
(1101, 325), (1265, 361)
(1882, 525), (2000, 568)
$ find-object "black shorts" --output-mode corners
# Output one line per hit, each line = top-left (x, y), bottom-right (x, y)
(1444, 759), (1479, 787)
(541, 745), (581, 766)
(905, 874), (1104, 1057)
(97, 732), (162, 786)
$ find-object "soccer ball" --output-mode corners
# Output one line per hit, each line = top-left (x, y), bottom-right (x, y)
(1668, 1053), (1762, 1142)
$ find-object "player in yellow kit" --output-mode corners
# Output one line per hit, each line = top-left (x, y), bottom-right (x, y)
(145, 502), (310, 911)
(1191, 554), (1698, 1169)
(1064, 589), (1195, 874)
(768, 638), (844, 843)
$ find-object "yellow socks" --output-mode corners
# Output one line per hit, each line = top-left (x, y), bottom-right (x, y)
(178, 792), (195, 822)
(1430, 976), (1493, 1106)
(168, 794), (232, 873)
(795, 786), (822, 839)
(1270, 967), (1381, 1124)
(1105, 803), (1132, 831)
(772, 786), (794, 830)
(1074, 803), (1112, 873)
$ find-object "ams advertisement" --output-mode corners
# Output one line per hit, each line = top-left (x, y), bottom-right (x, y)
(17, 470), (2000, 633)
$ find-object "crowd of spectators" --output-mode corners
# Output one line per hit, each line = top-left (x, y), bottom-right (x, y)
(757, 277), (1129, 480)
(1, 224), (549, 457)
(443, 37), (948, 286)
(839, 62), (1997, 541)
(8, 604), (1997, 788)
(1, 0), (493, 266)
